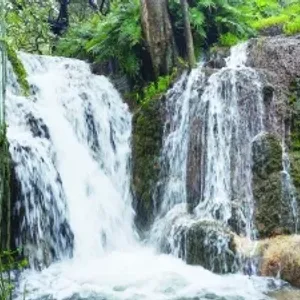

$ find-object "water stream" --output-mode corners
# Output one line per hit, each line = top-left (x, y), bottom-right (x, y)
(5, 48), (293, 299)
(151, 43), (265, 269)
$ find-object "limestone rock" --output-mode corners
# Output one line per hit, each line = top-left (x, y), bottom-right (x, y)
(251, 132), (295, 237)
(184, 220), (237, 273)
(132, 97), (164, 230)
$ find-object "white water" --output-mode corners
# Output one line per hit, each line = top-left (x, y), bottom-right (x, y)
(194, 43), (265, 237)
(154, 69), (204, 216)
(151, 43), (264, 262)
(7, 53), (136, 267)
(5, 51), (281, 299)
(281, 135), (299, 233)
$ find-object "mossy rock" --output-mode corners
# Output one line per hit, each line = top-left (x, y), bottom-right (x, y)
(0, 125), (12, 250)
(252, 133), (282, 180)
(184, 221), (237, 274)
(4, 43), (30, 96)
(132, 97), (164, 230)
(289, 77), (300, 192)
(252, 133), (295, 237)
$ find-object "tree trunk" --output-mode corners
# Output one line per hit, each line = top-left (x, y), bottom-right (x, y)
(140, 0), (177, 78)
(0, 0), (5, 248)
(180, 0), (195, 68)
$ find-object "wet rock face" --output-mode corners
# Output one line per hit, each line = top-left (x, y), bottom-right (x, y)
(289, 78), (300, 202)
(184, 221), (237, 273)
(247, 35), (300, 237)
(248, 35), (300, 87)
(132, 97), (165, 231)
(248, 35), (300, 133)
(186, 76), (208, 214)
(160, 216), (237, 274)
(252, 133), (293, 237)
(259, 25), (284, 37)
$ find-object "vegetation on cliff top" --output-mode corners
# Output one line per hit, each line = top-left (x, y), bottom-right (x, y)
(4, 0), (300, 94)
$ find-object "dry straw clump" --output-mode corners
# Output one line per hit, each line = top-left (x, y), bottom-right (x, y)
(234, 234), (300, 287)
(260, 235), (300, 287)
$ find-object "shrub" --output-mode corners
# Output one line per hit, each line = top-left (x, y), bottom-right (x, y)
(246, 0), (300, 35)
(56, 0), (142, 77)
(0, 249), (28, 300)
(284, 17), (300, 35)
(219, 32), (240, 46)
(5, 0), (53, 54)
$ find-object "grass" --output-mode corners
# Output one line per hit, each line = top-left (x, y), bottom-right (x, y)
(250, 3), (300, 36)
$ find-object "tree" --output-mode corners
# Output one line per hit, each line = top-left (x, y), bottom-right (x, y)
(140, 0), (178, 78)
(5, 0), (53, 54)
(180, 0), (195, 68)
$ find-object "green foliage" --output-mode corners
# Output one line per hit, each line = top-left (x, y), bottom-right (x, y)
(0, 39), (29, 96)
(169, 0), (254, 52)
(0, 249), (28, 300)
(5, 0), (53, 54)
(56, 0), (142, 77)
(5, 42), (30, 96)
(141, 76), (172, 104)
(252, 15), (289, 30)
(132, 69), (178, 105)
(284, 16), (300, 35)
(242, 0), (300, 35)
(219, 32), (240, 46)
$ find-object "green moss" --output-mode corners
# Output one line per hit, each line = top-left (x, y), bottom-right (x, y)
(252, 15), (289, 30)
(249, 3), (300, 36)
(289, 78), (300, 192)
(185, 221), (236, 273)
(284, 17), (300, 36)
(251, 133), (293, 237)
(219, 33), (240, 47)
(130, 69), (179, 106)
(0, 124), (11, 251)
(5, 42), (30, 96)
(132, 97), (163, 230)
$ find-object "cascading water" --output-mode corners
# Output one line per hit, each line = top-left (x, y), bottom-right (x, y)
(5, 51), (283, 300)
(151, 43), (267, 271)
(194, 44), (265, 237)
(281, 134), (299, 233)
(7, 53), (136, 266)
(154, 68), (205, 216)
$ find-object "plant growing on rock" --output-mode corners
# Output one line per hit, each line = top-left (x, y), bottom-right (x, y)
(0, 249), (28, 300)
(56, 0), (142, 77)
(5, 0), (53, 54)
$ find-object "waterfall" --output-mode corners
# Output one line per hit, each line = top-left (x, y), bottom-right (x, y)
(154, 69), (205, 216)
(7, 53), (136, 268)
(151, 43), (266, 269)
(193, 44), (265, 237)
(282, 134), (299, 233)
(6, 52), (281, 300)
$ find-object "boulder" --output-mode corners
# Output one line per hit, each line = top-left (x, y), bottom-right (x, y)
(184, 220), (237, 273)
(251, 132), (296, 237)
(248, 36), (300, 88)
(132, 97), (164, 230)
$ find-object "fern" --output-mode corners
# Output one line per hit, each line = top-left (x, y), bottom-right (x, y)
(56, 0), (142, 77)
(247, 0), (300, 35)
(219, 32), (240, 46)
(284, 17), (300, 35)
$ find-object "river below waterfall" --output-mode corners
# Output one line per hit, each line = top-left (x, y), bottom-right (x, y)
(5, 49), (298, 300)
